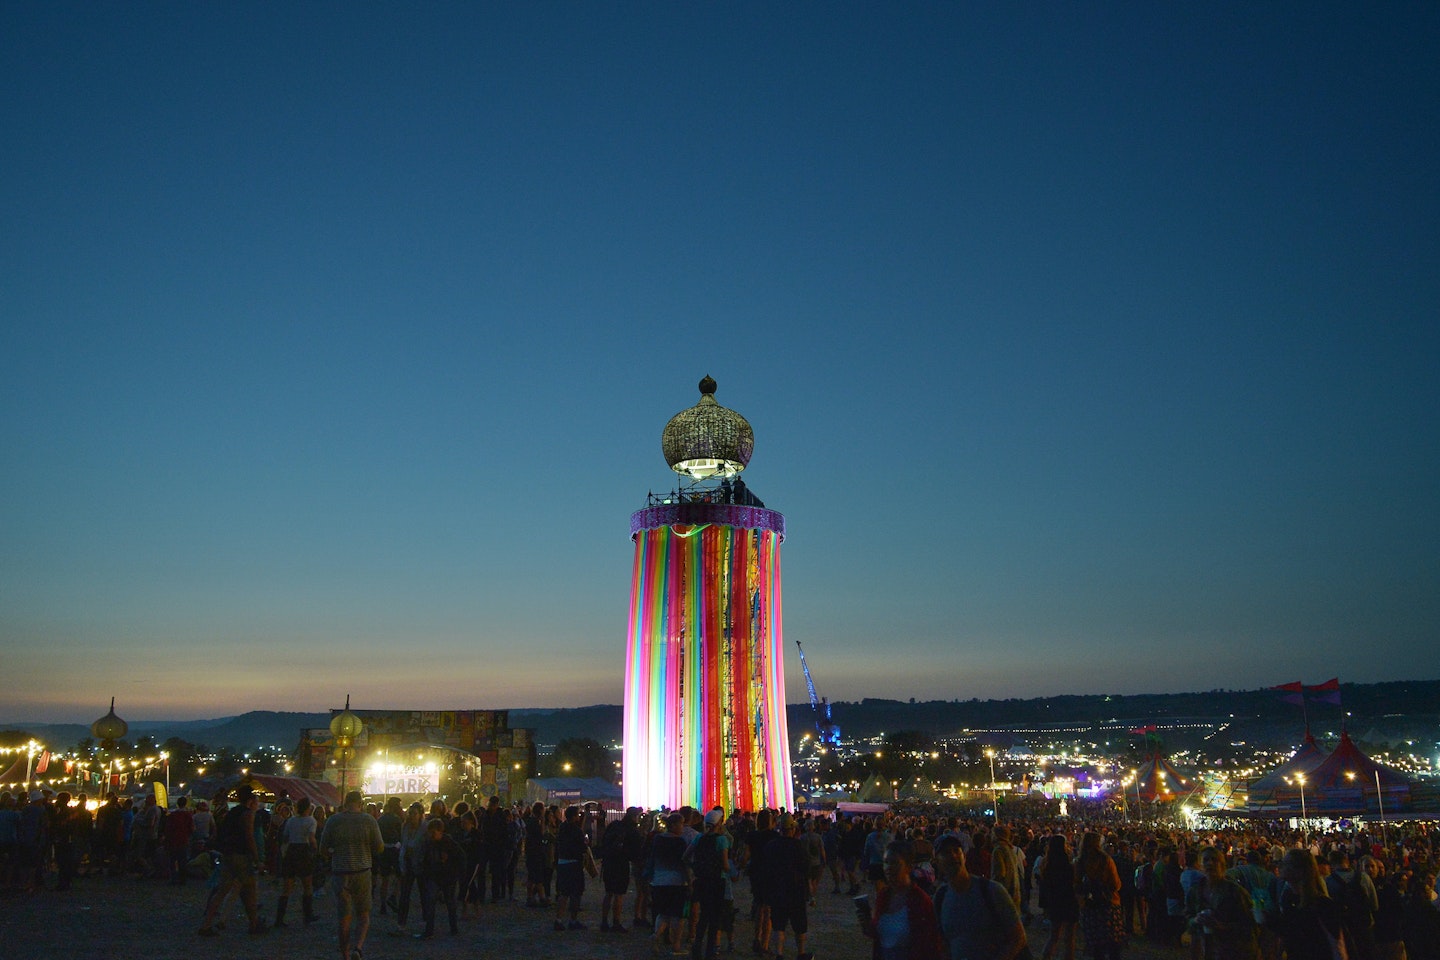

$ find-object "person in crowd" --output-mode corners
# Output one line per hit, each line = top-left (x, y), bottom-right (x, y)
(840, 815), (867, 896)
(481, 796), (510, 903)
(417, 816), (465, 939)
(822, 817), (845, 895)
(1113, 840), (1136, 936)
(1038, 834), (1079, 960)
(552, 804), (593, 932)
(1187, 847), (1258, 960)
(599, 805), (641, 932)
(687, 808), (735, 960)
(765, 813), (814, 960)
(375, 796), (404, 916)
(1272, 848), (1346, 960)
(395, 801), (428, 931)
(1159, 847), (1187, 945)
(861, 838), (944, 960)
(864, 815), (896, 888)
(523, 801), (553, 908)
(455, 811), (485, 921)
(1228, 847), (1280, 960)
(747, 809), (780, 951)
(992, 825), (1025, 918)
(1076, 831), (1125, 960)
(1365, 856), (1407, 960)
(800, 816), (827, 906)
(190, 798), (214, 856)
(1329, 849), (1378, 960)
(319, 789), (385, 960)
(275, 796), (318, 927)
(1402, 869), (1438, 960)
(198, 784), (267, 937)
(648, 811), (691, 951)
(163, 795), (195, 884)
(128, 793), (160, 877)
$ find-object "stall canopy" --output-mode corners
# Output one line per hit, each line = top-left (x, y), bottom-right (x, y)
(236, 774), (339, 809)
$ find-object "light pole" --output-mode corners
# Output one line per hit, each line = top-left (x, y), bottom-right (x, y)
(986, 749), (999, 821)
(1290, 772), (1308, 843)
(1374, 769), (1388, 850)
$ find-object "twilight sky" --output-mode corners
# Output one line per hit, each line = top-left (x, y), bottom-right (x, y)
(3, 3), (1437, 724)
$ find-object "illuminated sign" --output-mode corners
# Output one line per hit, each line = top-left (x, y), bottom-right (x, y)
(363, 763), (439, 796)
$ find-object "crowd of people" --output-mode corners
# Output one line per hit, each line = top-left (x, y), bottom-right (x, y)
(4, 784), (1440, 960)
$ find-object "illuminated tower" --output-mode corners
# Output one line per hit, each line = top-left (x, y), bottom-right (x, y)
(623, 376), (793, 812)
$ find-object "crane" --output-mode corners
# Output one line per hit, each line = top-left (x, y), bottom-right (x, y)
(795, 640), (841, 746)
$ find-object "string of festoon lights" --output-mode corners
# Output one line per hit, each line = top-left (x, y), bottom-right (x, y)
(0, 741), (171, 797)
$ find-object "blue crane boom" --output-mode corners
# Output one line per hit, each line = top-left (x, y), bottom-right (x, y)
(794, 640), (841, 746)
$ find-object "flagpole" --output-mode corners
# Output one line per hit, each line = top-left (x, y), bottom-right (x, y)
(24, 744), (34, 793)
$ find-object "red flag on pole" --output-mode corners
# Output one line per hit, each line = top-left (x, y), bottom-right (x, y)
(34, 751), (50, 774)
(1271, 682), (1304, 706)
(1305, 678), (1341, 705)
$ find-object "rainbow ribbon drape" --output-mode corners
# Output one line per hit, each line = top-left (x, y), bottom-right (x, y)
(623, 506), (792, 812)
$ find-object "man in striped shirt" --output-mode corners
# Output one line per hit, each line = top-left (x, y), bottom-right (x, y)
(321, 790), (385, 960)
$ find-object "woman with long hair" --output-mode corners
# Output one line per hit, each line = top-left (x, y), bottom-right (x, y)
(1273, 848), (1345, 960)
(1038, 834), (1079, 960)
(1189, 847), (1258, 960)
(1076, 832), (1125, 960)
(860, 839), (943, 960)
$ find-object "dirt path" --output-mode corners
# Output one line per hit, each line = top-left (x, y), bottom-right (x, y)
(0, 872), (1187, 960)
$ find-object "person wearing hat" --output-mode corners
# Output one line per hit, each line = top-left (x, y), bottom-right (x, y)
(321, 789), (385, 960)
(198, 784), (267, 937)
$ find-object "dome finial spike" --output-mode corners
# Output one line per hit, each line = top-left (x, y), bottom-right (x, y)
(699, 374), (717, 396)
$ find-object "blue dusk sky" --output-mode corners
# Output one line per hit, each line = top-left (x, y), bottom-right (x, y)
(2, 3), (1437, 724)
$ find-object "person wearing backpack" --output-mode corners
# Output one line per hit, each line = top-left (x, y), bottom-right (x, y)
(687, 808), (734, 960)
(1327, 849), (1377, 960)
(1227, 847), (1279, 960)
(1189, 847), (1259, 960)
(931, 834), (1026, 960)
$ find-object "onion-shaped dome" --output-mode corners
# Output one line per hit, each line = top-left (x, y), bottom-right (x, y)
(661, 375), (754, 479)
(91, 697), (128, 744)
(329, 694), (364, 740)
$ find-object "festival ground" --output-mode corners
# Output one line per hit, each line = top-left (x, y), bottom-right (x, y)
(0, 873), (1187, 960)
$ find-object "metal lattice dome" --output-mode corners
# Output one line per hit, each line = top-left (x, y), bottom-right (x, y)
(91, 697), (128, 744)
(661, 375), (754, 479)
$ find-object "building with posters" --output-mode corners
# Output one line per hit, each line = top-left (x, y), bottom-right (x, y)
(623, 377), (794, 812)
(297, 708), (536, 806)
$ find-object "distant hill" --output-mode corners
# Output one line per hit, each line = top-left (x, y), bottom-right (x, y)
(5, 680), (1436, 754)
(0, 712), (330, 753)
